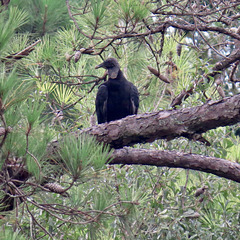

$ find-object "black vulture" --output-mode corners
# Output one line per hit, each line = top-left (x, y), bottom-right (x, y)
(95, 58), (139, 124)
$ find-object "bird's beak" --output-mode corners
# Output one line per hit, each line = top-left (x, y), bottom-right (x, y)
(95, 62), (104, 69)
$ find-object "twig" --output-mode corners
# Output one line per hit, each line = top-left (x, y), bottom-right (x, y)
(4, 40), (41, 61)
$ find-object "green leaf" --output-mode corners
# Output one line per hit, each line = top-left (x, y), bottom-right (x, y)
(58, 133), (112, 179)
(90, 0), (109, 23)
(0, 229), (27, 240)
(0, 6), (28, 53)
(52, 84), (78, 106)
(24, 97), (46, 126)
(0, 66), (34, 111)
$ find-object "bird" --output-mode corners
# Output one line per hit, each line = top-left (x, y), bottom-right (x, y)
(95, 58), (139, 124)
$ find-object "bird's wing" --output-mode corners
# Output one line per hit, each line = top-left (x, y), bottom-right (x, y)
(130, 84), (139, 114)
(95, 84), (108, 124)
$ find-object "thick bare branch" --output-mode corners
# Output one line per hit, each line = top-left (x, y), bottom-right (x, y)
(111, 148), (240, 183)
(212, 49), (240, 72)
(167, 21), (240, 41)
(82, 94), (240, 148)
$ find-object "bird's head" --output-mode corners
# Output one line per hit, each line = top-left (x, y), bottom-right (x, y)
(95, 58), (120, 79)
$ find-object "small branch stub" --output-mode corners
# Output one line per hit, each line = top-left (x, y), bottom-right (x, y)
(147, 66), (170, 83)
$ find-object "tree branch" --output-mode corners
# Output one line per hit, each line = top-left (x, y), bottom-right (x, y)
(82, 94), (240, 148)
(212, 49), (240, 72)
(3, 40), (41, 61)
(111, 148), (240, 183)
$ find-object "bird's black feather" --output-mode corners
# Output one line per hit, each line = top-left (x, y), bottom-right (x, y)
(95, 58), (139, 124)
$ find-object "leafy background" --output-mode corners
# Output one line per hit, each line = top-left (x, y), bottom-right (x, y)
(0, 0), (240, 239)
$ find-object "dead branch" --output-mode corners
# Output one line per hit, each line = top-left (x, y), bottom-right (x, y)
(111, 148), (240, 183)
(3, 40), (41, 61)
(212, 49), (240, 73)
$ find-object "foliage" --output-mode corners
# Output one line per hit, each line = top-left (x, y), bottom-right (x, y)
(0, 0), (240, 239)
(10, 0), (70, 36)
(0, 6), (28, 53)
(0, 229), (26, 240)
(58, 133), (112, 179)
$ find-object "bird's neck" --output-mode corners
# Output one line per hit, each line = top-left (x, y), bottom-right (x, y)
(109, 70), (124, 80)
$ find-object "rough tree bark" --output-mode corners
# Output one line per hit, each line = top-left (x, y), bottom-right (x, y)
(111, 148), (240, 183)
(82, 94), (240, 149)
